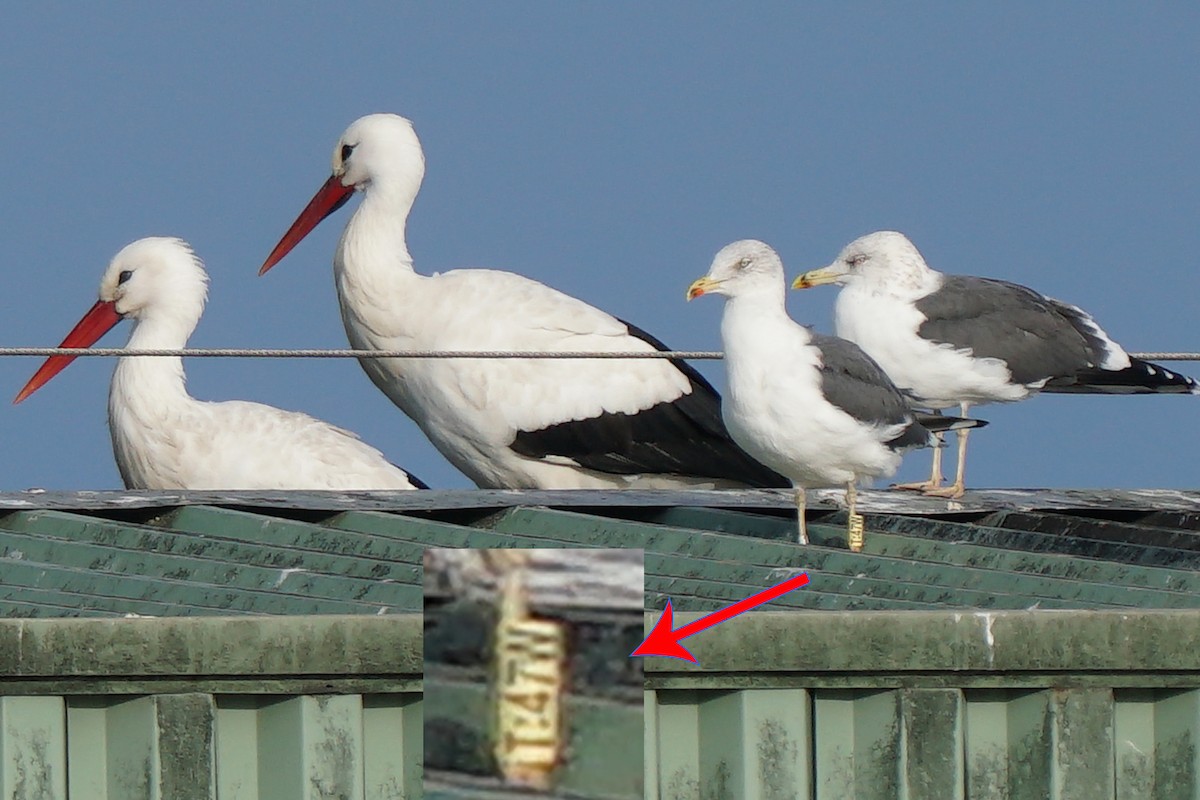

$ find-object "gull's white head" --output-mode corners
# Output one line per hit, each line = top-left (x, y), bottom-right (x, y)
(687, 239), (786, 302)
(793, 231), (933, 293)
(102, 237), (209, 327)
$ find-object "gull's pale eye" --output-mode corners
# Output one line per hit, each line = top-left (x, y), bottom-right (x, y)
(340, 143), (356, 162)
(847, 254), (868, 267)
(738, 257), (752, 268)
(117, 270), (133, 285)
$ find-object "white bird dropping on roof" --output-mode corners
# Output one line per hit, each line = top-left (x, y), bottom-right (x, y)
(15, 237), (426, 491)
(258, 113), (786, 490)
(687, 239), (981, 545)
(793, 231), (1199, 498)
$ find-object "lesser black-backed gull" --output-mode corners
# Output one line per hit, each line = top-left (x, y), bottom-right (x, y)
(688, 239), (983, 545)
(794, 231), (1198, 498)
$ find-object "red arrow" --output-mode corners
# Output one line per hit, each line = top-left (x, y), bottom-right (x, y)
(630, 573), (810, 663)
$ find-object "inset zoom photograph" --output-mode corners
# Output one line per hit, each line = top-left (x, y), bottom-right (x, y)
(423, 548), (644, 800)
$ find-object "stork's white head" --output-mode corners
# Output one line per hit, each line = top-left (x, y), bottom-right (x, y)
(103, 237), (208, 329)
(687, 239), (786, 302)
(261, 113), (426, 275)
(14, 237), (209, 404)
(793, 231), (934, 293)
(333, 113), (425, 192)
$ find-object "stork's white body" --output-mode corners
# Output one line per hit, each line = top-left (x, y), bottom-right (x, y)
(336, 214), (704, 489)
(109, 353), (420, 491)
(280, 114), (777, 490)
(92, 239), (422, 491)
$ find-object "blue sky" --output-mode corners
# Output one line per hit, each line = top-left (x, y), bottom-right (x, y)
(2, 4), (1197, 491)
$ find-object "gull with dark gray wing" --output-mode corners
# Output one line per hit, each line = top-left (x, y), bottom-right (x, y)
(794, 231), (1198, 498)
(689, 239), (983, 545)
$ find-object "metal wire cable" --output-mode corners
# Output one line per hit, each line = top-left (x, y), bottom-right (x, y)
(1125, 353), (1200, 362)
(0, 347), (726, 359)
(0, 347), (1197, 361)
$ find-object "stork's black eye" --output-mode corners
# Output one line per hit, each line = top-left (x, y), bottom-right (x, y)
(118, 270), (133, 285)
(340, 143), (356, 162)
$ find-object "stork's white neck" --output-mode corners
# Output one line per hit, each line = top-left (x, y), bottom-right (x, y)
(338, 183), (417, 277)
(110, 316), (194, 426)
(332, 181), (432, 357)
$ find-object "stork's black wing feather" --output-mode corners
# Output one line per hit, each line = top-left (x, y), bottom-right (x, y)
(509, 320), (789, 487)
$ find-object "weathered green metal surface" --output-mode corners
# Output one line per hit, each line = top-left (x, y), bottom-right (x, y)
(1, 490), (1199, 798)
(647, 611), (1200, 800)
(0, 617), (422, 800)
(2, 491), (1198, 619)
(328, 510), (551, 549)
(648, 506), (1200, 599)
(21, 692), (418, 800)
(1113, 688), (1200, 799)
(0, 510), (418, 610)
(0, 616), (421, 689)
(0, 696), (66, 799)
(4, 487), (1200, 516)
(642, 610), (1200, 681)
(864, 512), (1200, 570)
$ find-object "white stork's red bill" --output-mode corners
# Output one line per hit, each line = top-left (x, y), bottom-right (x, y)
(260, 113), (787, 491)
(16, 237), (425, 491)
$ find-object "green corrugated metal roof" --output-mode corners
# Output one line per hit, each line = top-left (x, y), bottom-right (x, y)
(1, 488), (1198, 616)
(0, 616), (423, 800)
(644, 610), (1200, 800)
(3, 488), (1200, 799)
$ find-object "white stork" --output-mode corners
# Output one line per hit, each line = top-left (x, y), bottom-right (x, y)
(259, 113), (786, 490)
(15, 237), (425, 491)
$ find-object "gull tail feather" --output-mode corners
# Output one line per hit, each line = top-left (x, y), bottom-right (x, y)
(916, 413), (988, 433)
(1045, 359), (1200, 395)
